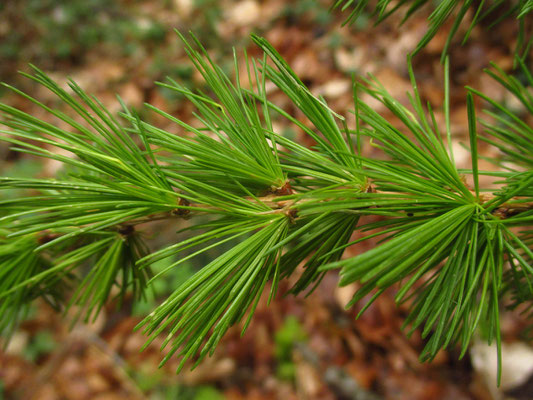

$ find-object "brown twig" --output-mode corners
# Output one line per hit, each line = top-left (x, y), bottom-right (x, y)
(32, 184), (533, 246)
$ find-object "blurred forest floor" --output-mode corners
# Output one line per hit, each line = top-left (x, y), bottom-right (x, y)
(0, 1), (532, 399)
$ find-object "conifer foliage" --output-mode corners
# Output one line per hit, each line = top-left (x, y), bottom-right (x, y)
(333, 0), (533, 61)
(0, 4), (532, 382)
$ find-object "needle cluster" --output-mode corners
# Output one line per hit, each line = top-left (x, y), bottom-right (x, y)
(0, 28), (531, 381)
(332, 0), (533, 62)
